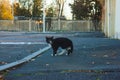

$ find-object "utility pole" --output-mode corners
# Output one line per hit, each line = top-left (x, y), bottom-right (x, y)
(43, 0), (46, 33)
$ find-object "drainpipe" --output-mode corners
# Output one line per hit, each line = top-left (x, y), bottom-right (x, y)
(107, 0), (110, 37)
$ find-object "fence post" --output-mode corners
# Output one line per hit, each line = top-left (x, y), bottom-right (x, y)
(58, 19), (61, 30)
(29, 19), (31, 32)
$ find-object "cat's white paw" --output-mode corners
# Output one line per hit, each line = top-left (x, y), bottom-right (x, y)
(55, 54), (58, 56)
(66, 53), (68, 56)
(51, 54), (57, 56)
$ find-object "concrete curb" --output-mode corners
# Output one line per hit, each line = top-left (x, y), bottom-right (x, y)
(0, 45), (51, 71)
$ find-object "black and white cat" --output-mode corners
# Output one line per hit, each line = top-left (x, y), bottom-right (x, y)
(46, 36), (73, 56)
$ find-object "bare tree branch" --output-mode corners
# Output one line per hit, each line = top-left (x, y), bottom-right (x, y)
(55, 0), (66, 19)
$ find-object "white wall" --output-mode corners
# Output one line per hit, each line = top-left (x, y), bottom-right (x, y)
(115, 0), (120, 39)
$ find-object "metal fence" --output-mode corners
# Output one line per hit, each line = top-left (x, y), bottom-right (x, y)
(0, 20), (95, 32)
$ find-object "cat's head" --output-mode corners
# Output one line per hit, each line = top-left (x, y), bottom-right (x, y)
(46, 36), (54, 44)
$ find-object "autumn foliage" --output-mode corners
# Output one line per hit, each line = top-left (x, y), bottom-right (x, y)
(0, 0), (13, 20)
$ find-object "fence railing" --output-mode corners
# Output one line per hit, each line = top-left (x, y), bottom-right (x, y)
(0, 20), (95, 32)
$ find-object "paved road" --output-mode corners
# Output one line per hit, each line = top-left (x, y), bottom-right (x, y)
(0, 32), (120, 80)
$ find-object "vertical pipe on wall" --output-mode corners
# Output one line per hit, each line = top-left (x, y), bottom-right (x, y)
(107, 0), (110, 37)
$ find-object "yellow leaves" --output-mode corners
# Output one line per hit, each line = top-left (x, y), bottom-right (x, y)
(0, 0), (13, 20)
(1, 11), (13, 20)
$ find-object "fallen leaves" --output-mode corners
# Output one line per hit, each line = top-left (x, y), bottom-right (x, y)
(0, 61), (7, 65)
(91, 53), (115, 65)
(92, 61), (95, 64)
(103, 55), (109, 58)
(0, 75), (4, 80)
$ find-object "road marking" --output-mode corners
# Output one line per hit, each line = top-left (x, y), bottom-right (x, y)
(0, 42), (47, 45)
(0, 45), (51, 71)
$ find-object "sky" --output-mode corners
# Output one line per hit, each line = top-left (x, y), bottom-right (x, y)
(64, 0), (73, 19)
(45, 0), (74, 19)
(41, 0), (74, 19)
(10, 0), (74, 19)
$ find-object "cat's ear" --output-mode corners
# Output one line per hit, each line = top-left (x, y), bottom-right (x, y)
(46, 36), (50, 38)
(46, 36), (48, 39)
(46, 36), (53, 39)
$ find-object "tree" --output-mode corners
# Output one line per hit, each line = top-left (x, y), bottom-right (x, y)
(14, 0), (32, 17)
(91, 0), (102, 31)
(14, 0), (43, 18)
(32, 0), (42, 17)
(70, 0), (102, 20)
(13, 2), (20, 16)
(55, 0), (66, 18)
(14, 3), (31, 17)
(70, 0), (102, 31)
(70, 0), (89, 20)
(18, 0), (33, 12)
(46, 6), (56, 17)
(0, 0), (13, 20)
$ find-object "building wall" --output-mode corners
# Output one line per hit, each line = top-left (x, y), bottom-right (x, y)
(103, 0), (120, 39)
(115, 0), (120, 39)
(104, 0), (116, 38)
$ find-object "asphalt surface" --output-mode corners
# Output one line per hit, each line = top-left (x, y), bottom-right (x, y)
(0, 32), (120, 80)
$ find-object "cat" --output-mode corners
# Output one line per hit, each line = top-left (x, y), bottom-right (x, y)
(46, 36), (73, 56)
